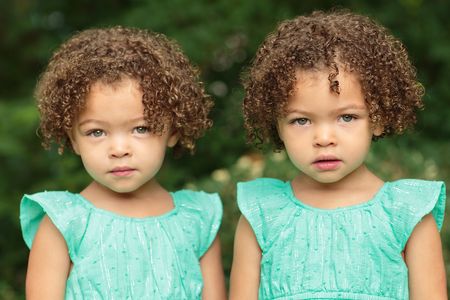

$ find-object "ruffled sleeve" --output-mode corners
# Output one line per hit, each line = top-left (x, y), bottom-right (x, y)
(237, 178), (297, 252)
(384, 179), (446, 249)
(175, 190), (223, 258)
(20, 191), (90, 259)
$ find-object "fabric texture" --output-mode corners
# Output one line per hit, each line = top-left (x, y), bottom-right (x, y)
(20, 189), (222, 300)
(237, 178), (446, 300)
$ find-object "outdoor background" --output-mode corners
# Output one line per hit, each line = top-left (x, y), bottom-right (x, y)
(1, 0), (449, 298)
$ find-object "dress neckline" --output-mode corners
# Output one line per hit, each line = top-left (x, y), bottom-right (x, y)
(284, 180), (389, 213)
(72, 191), (180, 222)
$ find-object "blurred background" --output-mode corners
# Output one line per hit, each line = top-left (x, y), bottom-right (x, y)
(1, 0), (449, 298)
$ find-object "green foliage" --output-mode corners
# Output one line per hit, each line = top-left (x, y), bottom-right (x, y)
(1, 0), (449, 297)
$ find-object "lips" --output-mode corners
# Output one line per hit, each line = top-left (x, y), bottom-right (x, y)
(109, 167), (136, 176)
(312, 155), (342, 171)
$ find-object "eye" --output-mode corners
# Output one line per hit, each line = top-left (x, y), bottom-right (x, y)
(339, 115), (356, 122)
(291, 118), (310, 126)
(87, 129), (105, 137)
(134, 126), (150, 134)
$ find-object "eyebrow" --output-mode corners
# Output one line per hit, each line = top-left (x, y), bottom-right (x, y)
(286, 104), (367, 115)
(331, 104), (367, 113)
(78, 117), (146, 127)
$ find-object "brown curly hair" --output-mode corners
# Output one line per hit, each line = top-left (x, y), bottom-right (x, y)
(36, 26), (212, 155)
(242, 9), (424, 149)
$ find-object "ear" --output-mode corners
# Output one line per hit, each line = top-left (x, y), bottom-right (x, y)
(67, 130), (80, 155)
(373, 125), (384, 137)
(167, 130), (179, 148)
(276, 121), (285, 142)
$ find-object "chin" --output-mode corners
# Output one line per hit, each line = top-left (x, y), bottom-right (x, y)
(316, 179), (340, 184)
(106, 185), (140, 194)
(310, 175), (345, 184)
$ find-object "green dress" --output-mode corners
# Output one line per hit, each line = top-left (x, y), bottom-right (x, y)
(20, 189), (222, 300)
(237, 178), (446, 300)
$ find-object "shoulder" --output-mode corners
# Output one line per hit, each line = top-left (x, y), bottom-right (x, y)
(237, 177), (285, 191)
(173, 189), (223, 258)
(174, 189), (222, 215)
(21, 190), (87, 219)
(237, 177), (291, 212)
(20, 191), (90, 251)
(388, 179), (445, 197)
(386, 179), (445, 228)
(381, 179), (446, 247)
(22, 190), (78, 203)
(237, 177), (287, 206)
(236, 178), (297, 251)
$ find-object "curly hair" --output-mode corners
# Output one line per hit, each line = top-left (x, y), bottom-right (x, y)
(242, 9), (424, 149)
(36, 26), (212, 155)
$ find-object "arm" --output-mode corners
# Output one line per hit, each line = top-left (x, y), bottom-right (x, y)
(200, 236), (226, 300)
(229, 216), (261, 300)
(26, 215), (71, 300)
(404, 214), (447, 299)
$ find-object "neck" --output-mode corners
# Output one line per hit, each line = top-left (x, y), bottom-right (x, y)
(291, 165), (385, 208)
(295, 164), (383, 192)
(79, 180), (174, 218)
(81, 179), (166, 203)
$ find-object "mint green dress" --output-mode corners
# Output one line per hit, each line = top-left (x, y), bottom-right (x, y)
(20, 190), (222, 300)
(237, 178), (446, 300)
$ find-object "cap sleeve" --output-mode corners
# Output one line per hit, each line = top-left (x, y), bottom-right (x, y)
(175, 190), (223, 258)
(20, 191), (89, 258)
(237, 178), (296, 252)
(387, 179), (446, 248)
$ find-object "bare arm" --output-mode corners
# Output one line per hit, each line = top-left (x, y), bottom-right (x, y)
(405, 214), (447, 300)
(26, 215), (71, 300)
(229, 216), (261, 300)
(200, 236), (226, 300)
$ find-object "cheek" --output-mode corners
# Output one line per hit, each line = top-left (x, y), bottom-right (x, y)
(283, 130), (307, 147)
(79, 154), (100, 169)
(345, 131), (372, 156)
(138, 142), (167, 160)
(284, 142), (309, 165)
(77, 146), (104, 167)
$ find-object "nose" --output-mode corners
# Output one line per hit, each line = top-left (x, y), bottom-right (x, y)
(109, 135), (131, 158)
(313, 124), (336, 147)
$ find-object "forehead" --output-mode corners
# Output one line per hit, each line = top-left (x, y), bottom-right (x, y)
(294, 67), (362, 90)
(79, 77), (144, 119)
(285, 68), (366, 111)
(89, 77), (141, 96)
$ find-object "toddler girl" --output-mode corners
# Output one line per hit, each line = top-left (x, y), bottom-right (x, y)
(230, 10), (447, 300)
(21, 26), (226, 299)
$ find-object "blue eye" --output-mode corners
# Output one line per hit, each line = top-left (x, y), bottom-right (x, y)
(87, 129), (104, 137)
(134, 126), (149, 134)
(292, 118), (310, 126)
(340, 115), (355, 122)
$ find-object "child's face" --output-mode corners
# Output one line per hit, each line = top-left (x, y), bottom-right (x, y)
(69, 78), (178, 194)
(277, 69), (382, 184)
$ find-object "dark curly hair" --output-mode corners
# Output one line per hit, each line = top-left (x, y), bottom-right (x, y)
(36, 26), (212, 155)
(243, 9), (424, 149)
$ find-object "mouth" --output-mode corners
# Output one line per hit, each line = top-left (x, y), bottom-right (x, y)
(109, 167), (136, 177)
(312, 156), (342, 171)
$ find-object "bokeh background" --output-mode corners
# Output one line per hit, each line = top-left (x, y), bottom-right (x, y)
(1, 0), (449, 298)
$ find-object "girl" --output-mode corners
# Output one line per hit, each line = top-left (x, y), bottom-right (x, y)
(230, 10), (447, 300)
(20, 27), (226, 299)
